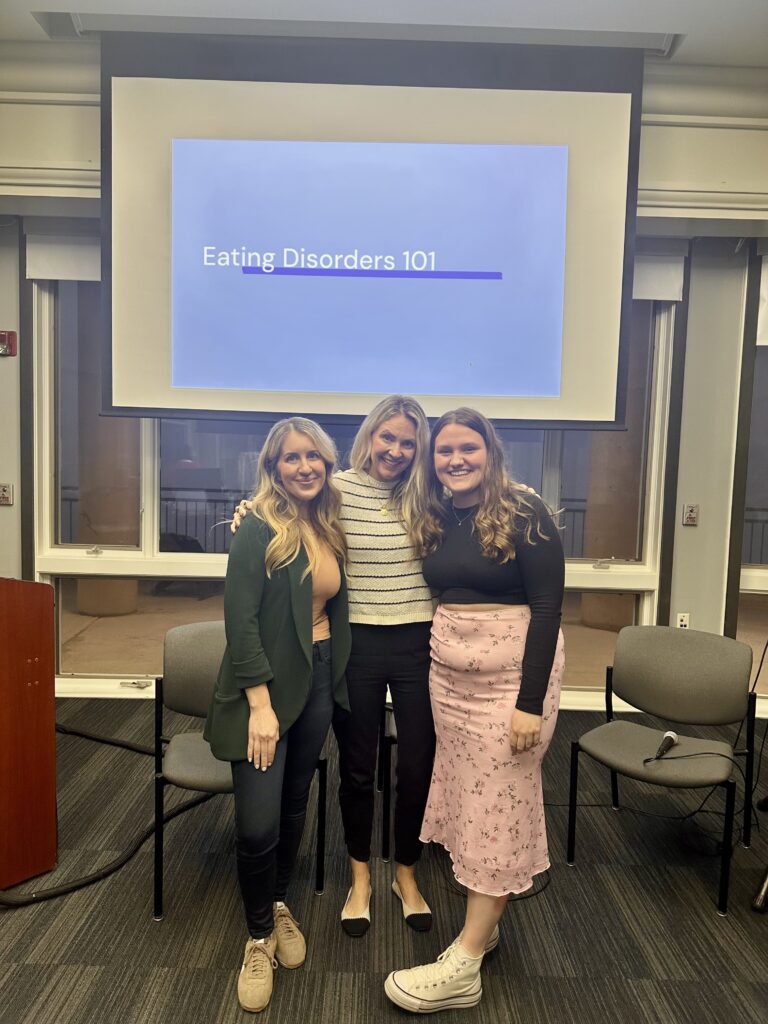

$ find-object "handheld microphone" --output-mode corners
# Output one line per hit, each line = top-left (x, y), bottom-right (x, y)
(654, 731), (678, 760)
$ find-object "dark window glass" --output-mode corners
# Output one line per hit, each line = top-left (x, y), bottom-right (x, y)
(556, 301), (654, 561)
(56, 282), (141, 546)
(743, 347), (768, 565)
(736, 592), (768, 695)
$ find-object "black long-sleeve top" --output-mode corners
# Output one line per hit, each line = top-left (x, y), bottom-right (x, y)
(422, 494), (564, 715)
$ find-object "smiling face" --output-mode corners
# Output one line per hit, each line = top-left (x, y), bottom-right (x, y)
(433, 423), (488, 508)
(277, 429), (328, 508)
(367, 414), (418, 483)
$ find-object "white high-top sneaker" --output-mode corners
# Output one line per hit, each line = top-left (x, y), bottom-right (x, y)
(384, 942), (483, 1013)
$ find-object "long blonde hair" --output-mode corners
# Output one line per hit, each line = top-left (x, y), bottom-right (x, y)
(349, 395), (430, 551)
(421, 407), (548, 561)
(251, 417), (347, 579)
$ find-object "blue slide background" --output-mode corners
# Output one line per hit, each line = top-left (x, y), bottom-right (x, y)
(171, 139), (568, 396)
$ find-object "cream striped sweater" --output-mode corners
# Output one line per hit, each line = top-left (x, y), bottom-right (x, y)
(335, 469), (435, 625)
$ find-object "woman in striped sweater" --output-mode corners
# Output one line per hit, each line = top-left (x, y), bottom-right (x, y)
(333, 395), (436, 937)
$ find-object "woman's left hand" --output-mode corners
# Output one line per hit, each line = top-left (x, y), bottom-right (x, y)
(509, 709), (542, 754)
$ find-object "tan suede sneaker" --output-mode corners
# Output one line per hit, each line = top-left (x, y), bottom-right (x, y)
(238, 933), (278, 1013)
(273, 903), (306, 969)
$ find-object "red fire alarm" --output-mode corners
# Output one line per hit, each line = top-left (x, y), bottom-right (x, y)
(0, 331), (17, 356)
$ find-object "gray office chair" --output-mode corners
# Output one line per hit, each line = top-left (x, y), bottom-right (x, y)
(153, 620), (327, 920)
(566, 625), (755, 915)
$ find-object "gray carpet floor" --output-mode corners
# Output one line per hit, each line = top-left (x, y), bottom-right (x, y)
(1, 701), (767, 1024)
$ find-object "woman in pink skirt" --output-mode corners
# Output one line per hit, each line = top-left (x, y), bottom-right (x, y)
(385, 408), (565, 1014)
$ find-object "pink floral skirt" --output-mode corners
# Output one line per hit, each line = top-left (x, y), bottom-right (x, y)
(420, 605), (564, 896)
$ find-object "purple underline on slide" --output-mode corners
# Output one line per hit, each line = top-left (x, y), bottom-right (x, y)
(241, 267), (502, 280)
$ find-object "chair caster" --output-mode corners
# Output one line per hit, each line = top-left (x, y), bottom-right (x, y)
(314, 889), (324, 896)
(153, 914), (164, 922)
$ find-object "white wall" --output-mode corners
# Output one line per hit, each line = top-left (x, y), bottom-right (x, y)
(0, 219), (21, 579)
(2, 47), (768, 220)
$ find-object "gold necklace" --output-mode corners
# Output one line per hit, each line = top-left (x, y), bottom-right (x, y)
(451, 504), (476, 526)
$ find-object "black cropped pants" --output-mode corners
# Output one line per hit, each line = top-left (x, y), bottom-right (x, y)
(333, 621), (435, 866)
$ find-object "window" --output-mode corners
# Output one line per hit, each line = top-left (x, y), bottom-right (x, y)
(158, 418), (363, 553)
(556, 302), (654, 561)
(737, 321), (767, 692)
(57, 576), (224, 676)
(561, 591), (639, 690)
(56, 282), (141, 547)
(743, 346), (768, 566)
(735, 593), (768, 695)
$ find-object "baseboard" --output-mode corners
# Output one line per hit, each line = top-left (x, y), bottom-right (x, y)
(55, 678), (768, 718)
(56, 677), (156, 699)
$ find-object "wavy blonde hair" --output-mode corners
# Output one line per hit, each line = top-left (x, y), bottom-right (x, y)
(349, 395), (431, 551)
(251, 417), (347, 579)
(421, 407), (549, 561)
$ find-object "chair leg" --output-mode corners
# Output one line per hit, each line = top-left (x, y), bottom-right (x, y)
(315, 757), (327, 895)
(566, 742), (580, 865)
(153, 773), (164, 920)
(376, 708), (387, 792)
(717, 780), (737, 916)
(381, 737), (392, 863)
(610, 770), (620, 810)
(743, 692), (756, 848)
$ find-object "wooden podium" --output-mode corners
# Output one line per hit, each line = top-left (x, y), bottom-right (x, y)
(0, 577), (57, 888)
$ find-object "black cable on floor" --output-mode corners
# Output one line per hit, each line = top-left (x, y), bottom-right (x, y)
(0, 792), (215, 908)
(55, 721), (156, 756)
(435, 844), (552, 902)
(0, 723), (204, 908)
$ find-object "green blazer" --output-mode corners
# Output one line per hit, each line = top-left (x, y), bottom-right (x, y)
(204, 513), (351, 762)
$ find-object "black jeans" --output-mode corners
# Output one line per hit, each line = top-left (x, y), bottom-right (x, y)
(231, 639), (333, 939)
(333, 622), (435, 866)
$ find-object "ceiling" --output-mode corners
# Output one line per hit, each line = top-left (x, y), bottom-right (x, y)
(0, 1), (767, 67)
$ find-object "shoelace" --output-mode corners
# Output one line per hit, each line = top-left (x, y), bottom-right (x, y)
(275, 908), (299, 938)
(245, 941), (276, 979)
(407, 946), (468, 988)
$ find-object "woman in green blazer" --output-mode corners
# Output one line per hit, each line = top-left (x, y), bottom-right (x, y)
(204, 417), (350, 1015)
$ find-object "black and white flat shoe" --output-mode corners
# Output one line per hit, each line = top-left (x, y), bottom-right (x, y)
(392, 880), (433, 932)
(340, 886), (371, 937)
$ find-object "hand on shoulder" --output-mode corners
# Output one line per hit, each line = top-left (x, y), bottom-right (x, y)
(231, 498), (255, 534)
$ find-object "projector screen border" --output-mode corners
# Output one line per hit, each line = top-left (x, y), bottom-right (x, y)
(100, 32), (642, 430)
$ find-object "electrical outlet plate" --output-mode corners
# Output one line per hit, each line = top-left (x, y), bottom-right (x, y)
(682, 504), (699, 526)
(0, 483), (13, 506)
(676, 612), (690, 628)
